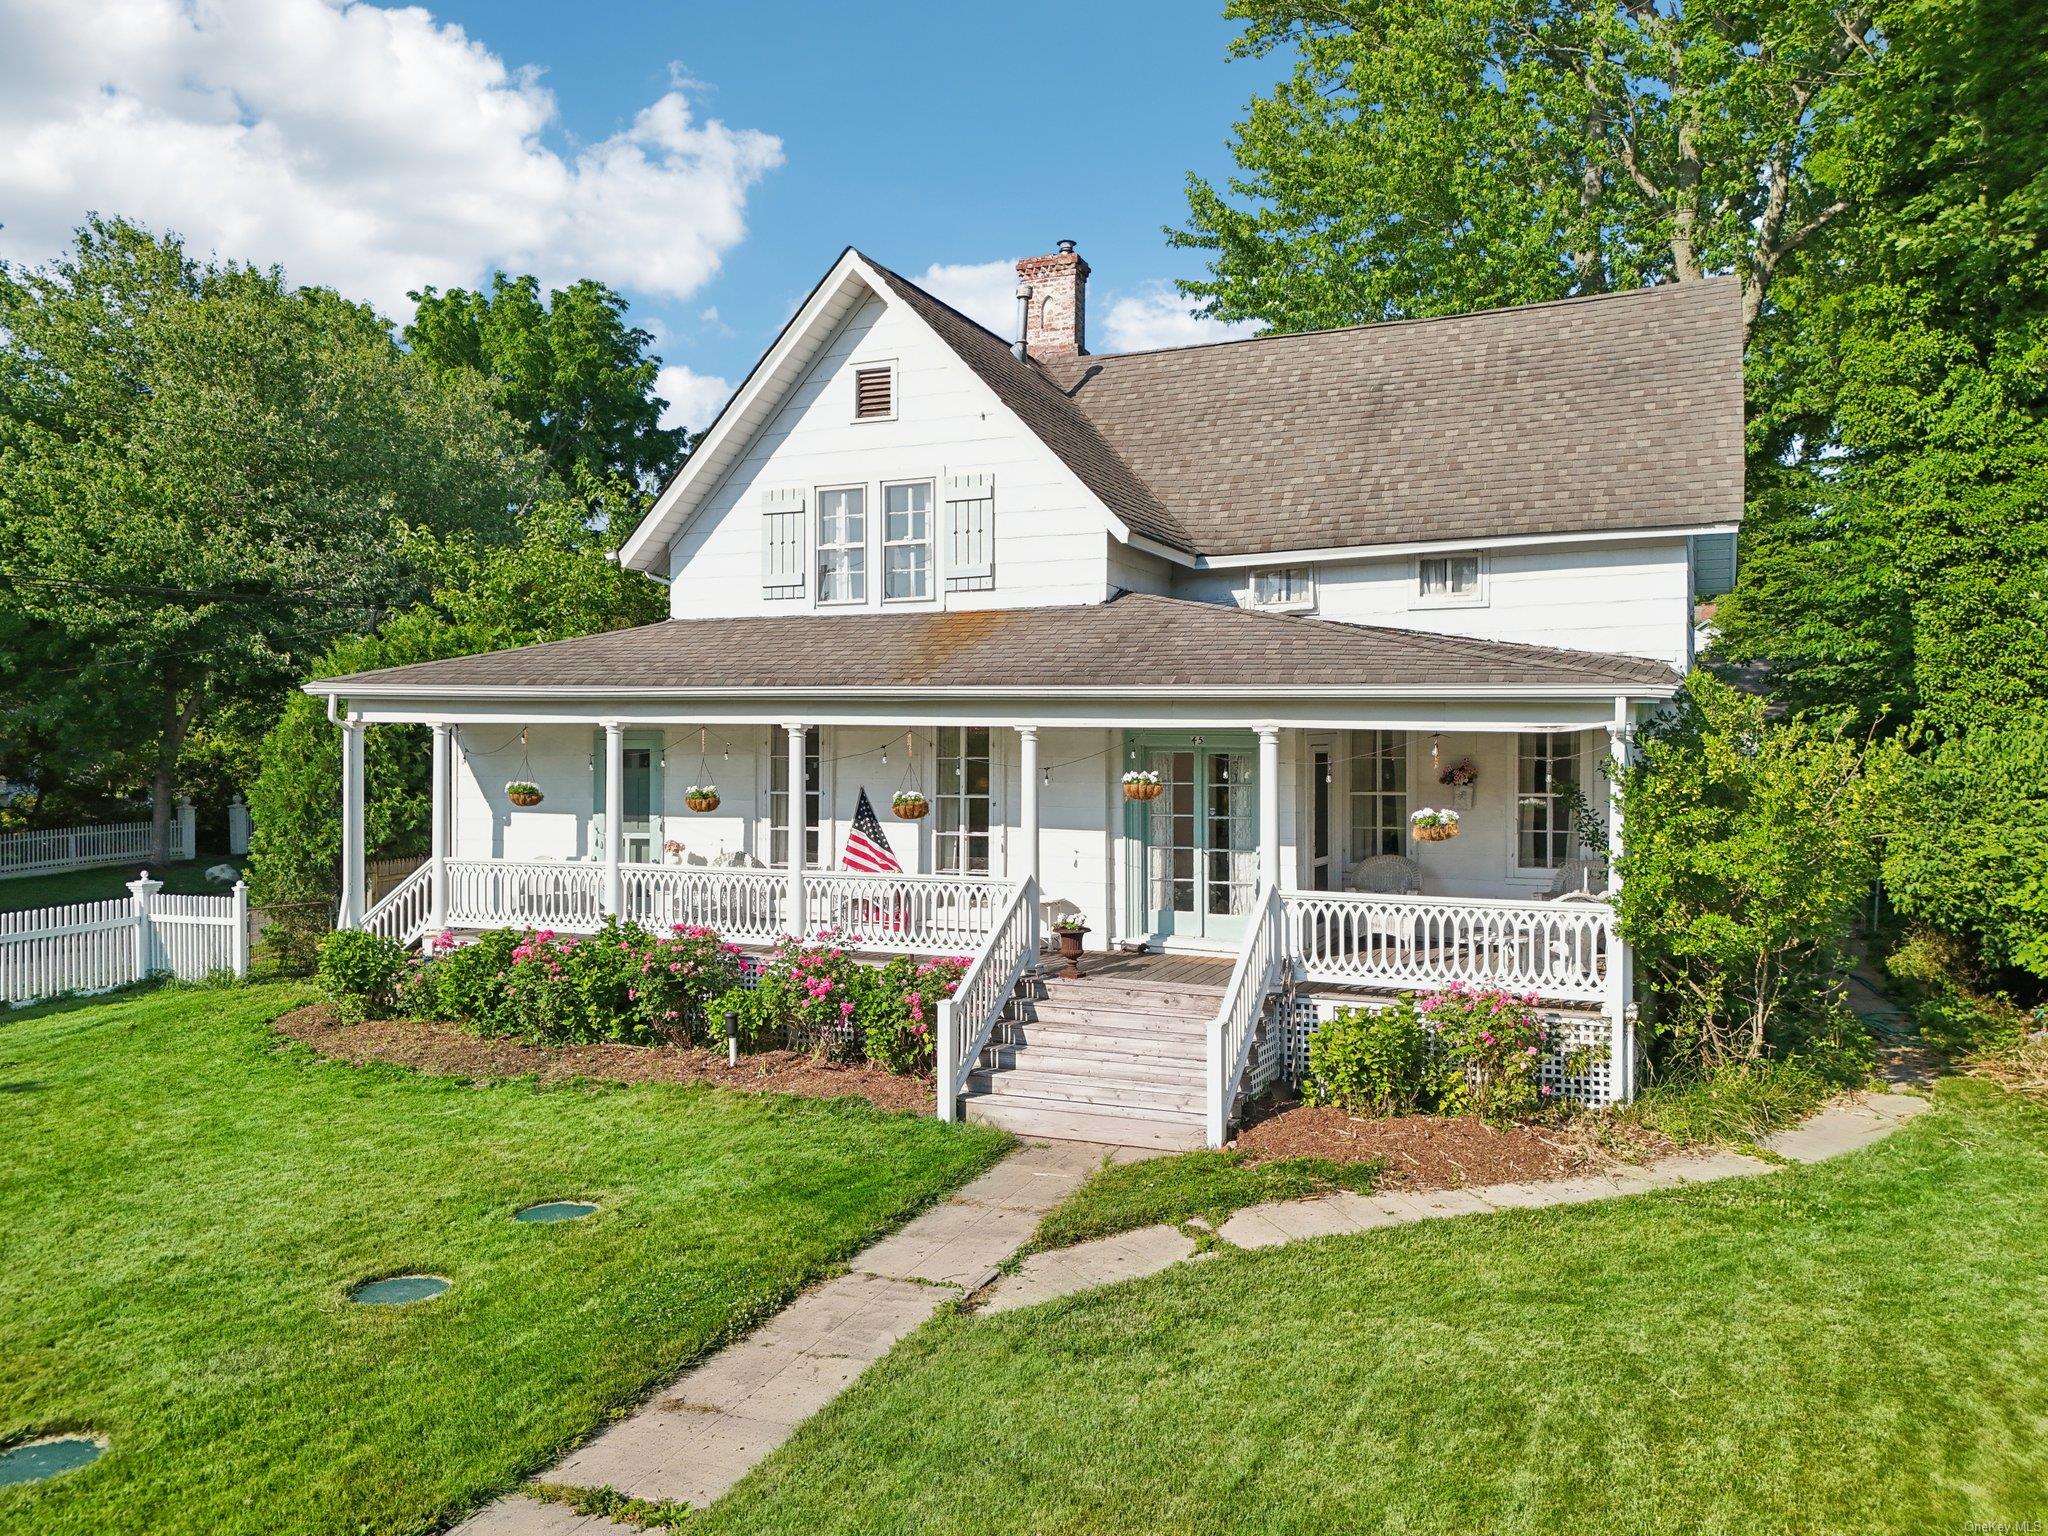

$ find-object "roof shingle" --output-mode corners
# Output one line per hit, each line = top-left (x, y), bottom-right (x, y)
(317, 594), (1678, 695)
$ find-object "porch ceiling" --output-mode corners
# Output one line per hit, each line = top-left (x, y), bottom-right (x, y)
(309, 594), (1678, 706)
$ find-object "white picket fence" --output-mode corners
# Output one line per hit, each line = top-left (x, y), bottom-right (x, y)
(0, 803), (196, 881)
(1, 876), (249, 1005)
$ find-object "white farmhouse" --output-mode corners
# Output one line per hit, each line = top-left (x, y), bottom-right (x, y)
(308, 243), (1744, 1146)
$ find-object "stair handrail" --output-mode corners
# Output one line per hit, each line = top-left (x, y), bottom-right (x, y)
(1205, 880), (1284, 1148)
(934, 875), (1039, 1123)
(361, 862), (434, 948)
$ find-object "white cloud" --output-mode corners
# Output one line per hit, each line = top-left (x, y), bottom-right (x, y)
(0, 0), (783, 318)
(914, 259), (1019, 336)
(1099, 283), (1261, 353)
(655, 363), (732, 433)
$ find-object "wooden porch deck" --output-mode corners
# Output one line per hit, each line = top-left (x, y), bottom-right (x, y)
(1046, 949), (1233, 993)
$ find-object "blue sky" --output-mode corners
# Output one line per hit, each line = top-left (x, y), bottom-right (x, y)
(0, 0), (1274, 431)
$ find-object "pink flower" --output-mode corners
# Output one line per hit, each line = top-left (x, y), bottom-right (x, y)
(840, 1000), (855, 1018)
(627, 988), (638, 1001)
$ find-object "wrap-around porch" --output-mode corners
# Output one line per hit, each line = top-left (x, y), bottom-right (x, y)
(332, 703), (1642, 1143)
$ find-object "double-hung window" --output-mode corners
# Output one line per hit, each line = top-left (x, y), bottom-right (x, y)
(934, 727), (993, 874)
(1348, 730), (1408, 860)
(882, 481), (933, 601)
(1517, 732), (1579, 868)
(817, 487), (866, 604)
(770, 727), (822, 868)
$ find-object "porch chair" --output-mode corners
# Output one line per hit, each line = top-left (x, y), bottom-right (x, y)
(1544, 856), (1608, 902)
(1343, 854), (1421, 895)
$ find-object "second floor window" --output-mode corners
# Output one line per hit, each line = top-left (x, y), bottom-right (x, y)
(818, 487), (866, 603)
(882, 481), (932, 601)
(1418, 553), (1483, 603)
(1249, 566), (1315, 611)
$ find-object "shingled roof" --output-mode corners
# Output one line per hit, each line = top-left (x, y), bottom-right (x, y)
(869, 259), (1743, 561)
(315, 594), (1678, 696)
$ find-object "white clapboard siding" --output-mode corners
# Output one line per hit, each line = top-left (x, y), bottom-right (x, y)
(1, 884), (247, 1005)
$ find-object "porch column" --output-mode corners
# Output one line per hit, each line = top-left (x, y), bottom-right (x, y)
(784, 722), (807, 936)
(1018, 726), (1041, 954)
(602, 721), (625, 917)
(1606, 699), (1635, 1101)
(338, 718), (366, 929)
(1257, 725), (1282, 891)
(428, 723), (451, 935)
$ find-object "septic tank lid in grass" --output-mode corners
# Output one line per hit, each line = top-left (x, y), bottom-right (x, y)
(348, 1274), (451, 1306)
(513, 1200), (598, 1224)
(0, 1435), (105, 1487)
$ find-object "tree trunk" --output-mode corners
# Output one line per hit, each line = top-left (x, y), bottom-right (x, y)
(150, 682), (196, 866)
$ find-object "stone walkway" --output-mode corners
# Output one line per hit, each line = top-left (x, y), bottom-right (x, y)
(449, 1138), (1126, 1535)
(978, 1088), (1930, 1310)
(455, 1084), (1931, 1532)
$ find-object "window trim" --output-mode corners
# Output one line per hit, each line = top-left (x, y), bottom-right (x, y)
(1412, 551), (1488, 609)
(815, 482), (869, 606)
(880, 478), (935, 604)
(1346, 729), (1409, 864)
(1514, 731), (1580, 871)
(1245, 564), (1317, 613)
(850, 358), (897, 423)
(932, 725), (994, 876)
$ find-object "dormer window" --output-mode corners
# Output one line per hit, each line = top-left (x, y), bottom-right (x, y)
(1416, 552), (1485, 606)
(1248, 566), (1315, 612)
(853, 362), (895, 421)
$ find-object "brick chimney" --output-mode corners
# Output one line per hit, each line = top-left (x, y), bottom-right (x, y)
(1015, 240), (1089, 359)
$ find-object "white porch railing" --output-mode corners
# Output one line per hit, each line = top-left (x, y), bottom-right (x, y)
(935, 876), (1039, 1122)
(442, 858), (605, 933)
(1206, 881), (1284, 1146)
(1283, 891), (1613, 1003)
(622, 865), (788, 943)
(802, 872), (1014, 956)
(363, 863), (434, 947)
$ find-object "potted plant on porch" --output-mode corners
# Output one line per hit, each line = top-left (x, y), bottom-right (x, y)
(1051, 914), (1090, 978)
(505, 779), (543, 808)
(1410, 807), (1461, 842)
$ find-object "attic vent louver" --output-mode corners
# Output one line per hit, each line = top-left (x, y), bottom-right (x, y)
(854, 364), (893, 420)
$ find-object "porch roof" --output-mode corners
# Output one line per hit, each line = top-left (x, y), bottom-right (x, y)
(310, 594), (1679, 700)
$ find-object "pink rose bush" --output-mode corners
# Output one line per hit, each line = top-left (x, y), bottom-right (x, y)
(1304, 982), (1573, 1123)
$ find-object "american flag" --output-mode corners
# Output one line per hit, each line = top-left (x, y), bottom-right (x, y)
(840, 788), (901, 873)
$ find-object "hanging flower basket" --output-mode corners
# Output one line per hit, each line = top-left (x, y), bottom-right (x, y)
(892, 790), (930, 820)
(1437, 758), (1477, 789)
(505, 780), (543, 808)
(684, 785), (720, 813)
(1122, 770), (1164, 802)
(1411, 807), (1461, 842)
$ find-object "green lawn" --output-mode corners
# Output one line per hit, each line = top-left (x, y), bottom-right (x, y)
(700, 1079), (2048, 1536)
(0, 983), (1008, 1535)
(1025, 1149), (1384, 1253)
(0, 856), (242, 912)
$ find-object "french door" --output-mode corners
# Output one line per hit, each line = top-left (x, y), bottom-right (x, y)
(1130, 735), (1259, 945)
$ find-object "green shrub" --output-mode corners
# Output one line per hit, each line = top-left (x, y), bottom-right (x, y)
(1624, 1057), (1841, 1147)
(624, 923), (746, 1044)
(1419, 982), (1554, 1122)
(1616, 671), (1896, 1069)
(748, 934), (872, 1061)
(410, 928), (521, 1031)
(859, 954), (968, 1075)
(1887, 926), (2029, 1058)
(1302, 999), (1434, 1114)
(316, 929), (411, 1022)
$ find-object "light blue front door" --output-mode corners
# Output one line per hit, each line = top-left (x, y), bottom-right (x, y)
(1127, 734), (1259, 946)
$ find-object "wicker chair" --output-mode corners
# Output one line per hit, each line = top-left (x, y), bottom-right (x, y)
(1344, 854), (1422, 895)
(1545, 855), (1609, 902)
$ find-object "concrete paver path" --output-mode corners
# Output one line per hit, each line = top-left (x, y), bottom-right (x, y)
(450, 1138), (1115, 1534)
(977, 1088), (1930, 1310)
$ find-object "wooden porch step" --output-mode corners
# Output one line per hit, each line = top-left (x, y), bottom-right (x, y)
(978, 1044), (1203, 1084)
(966, 1066), (1204, 1113)
(988, 1024), (1207, 1065)
(961, 1091), (1207, 1150)
(1015, 1000), (1216, 1034)
(1029, 979), (1225, 1014)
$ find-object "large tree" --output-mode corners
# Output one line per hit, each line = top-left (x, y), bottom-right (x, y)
(0, 217), (545, 860)
(1174, 0), (1881, 338)
(405, 273), (688, 513)
(1716, 0), (2048, 733)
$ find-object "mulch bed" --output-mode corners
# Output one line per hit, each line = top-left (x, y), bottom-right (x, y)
(273, 1004), (935, 1114)
(1233, 1094), (1639, 1191)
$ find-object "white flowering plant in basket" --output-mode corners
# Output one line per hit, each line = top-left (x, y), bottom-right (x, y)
(1410, 806), (1461, 841)
(1122, 769), (1164, 801)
